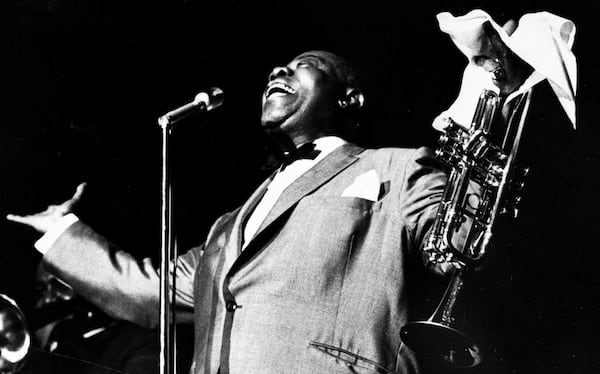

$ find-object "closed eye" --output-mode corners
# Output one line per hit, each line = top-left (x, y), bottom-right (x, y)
(295, 56), (324, 69)
(297, 60), (317, 68)
(472, 55), (487, 67)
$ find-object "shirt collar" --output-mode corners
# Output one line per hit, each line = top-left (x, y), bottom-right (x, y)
(269, 136), (348, 187)
(307, 136), (347, 160)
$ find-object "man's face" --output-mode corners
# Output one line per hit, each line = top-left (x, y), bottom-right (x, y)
(472, 25), (533, 96)
(261, 51), (346, 145)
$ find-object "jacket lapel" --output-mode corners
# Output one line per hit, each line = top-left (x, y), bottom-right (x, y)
(222, 175), (273, 271)
(227, 143), (364, 275)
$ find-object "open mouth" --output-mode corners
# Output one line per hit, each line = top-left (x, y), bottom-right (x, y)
(265, 81), (296, 99)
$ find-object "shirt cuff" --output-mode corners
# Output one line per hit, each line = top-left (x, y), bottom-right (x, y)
(34, 213), (80, 255)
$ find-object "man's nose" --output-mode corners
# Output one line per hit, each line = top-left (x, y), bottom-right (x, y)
(481, 58), (501, 73)
(268, 66), (293, 81)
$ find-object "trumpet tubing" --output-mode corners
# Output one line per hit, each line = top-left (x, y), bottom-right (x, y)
(400, 89), (532, 368)
(0, 294), (31, 373)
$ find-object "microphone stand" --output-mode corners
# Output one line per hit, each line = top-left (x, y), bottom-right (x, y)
(156, 88), (223, 374)
(158, 119), (177, 374)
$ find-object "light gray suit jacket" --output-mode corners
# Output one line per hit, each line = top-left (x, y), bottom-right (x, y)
(43, 144), (446, 374)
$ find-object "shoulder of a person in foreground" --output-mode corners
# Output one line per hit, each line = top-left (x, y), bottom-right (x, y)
(361, 145), (439, 167)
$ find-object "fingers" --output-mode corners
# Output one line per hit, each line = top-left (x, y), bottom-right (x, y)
(63, 182), (87, 211)
(71, 182), (87, 202)
(6, 211), (52, 233)
(438, 261), (457, 275)
(502, 19), (518, 36)
(6, 213), (33, 225)
(6, 182), (86, 228)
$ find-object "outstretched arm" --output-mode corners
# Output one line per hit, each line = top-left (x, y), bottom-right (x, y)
(6, 184), (198, 328)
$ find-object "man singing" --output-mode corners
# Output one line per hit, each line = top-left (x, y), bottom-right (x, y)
(8, 50), (450, 374)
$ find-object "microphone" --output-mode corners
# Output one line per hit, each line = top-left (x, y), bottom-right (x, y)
(158, 87), (224, 127)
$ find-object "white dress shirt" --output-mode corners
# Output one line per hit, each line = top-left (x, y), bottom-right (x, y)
(242, 136), (346, 248)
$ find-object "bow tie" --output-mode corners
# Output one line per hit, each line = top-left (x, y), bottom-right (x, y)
(279, 142), (321, 171)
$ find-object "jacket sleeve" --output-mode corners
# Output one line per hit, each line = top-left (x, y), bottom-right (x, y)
(42, 220), (201, 328)
(399, 147), (460, 275)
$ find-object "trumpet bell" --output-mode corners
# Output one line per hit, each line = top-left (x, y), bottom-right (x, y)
(0, 294), (31, 373)
(400, 321), (481, 368)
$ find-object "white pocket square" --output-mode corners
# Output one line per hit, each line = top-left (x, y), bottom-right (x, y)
(341, 169), (380, 202)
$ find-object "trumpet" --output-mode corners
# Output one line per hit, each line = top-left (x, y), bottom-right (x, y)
(0, 294), (31, 373)
(400, 88), (532, 368)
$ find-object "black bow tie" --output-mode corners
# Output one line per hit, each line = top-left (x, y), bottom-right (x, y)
(279, 142), (321, 171)
(260, 142), (322, 173)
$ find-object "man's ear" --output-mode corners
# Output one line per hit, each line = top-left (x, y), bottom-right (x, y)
(337, 87), (365, 110)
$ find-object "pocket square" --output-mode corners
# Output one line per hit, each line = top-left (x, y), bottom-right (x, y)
(341, 169), (381, 202)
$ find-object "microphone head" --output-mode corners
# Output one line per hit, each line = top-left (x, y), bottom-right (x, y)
(194, 87), (224, 111)
(207, 87), (224, 111)
(193, 92), (211, 106)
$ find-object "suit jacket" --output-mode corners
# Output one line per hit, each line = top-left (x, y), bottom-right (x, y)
(43, 144), (447, 374)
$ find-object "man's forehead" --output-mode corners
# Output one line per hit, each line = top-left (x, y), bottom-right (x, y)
(290, 50), (350, 81)
(291, 51), (340, 65)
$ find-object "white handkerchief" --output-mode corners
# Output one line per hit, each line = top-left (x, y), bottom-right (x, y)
(341, 169), (380, 202)
(434, 9), (577, 129)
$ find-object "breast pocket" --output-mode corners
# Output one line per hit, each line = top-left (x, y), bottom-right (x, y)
(287, 195), (379, 260)
(262, 196), (379, 304)
(297, 195), (381, 230)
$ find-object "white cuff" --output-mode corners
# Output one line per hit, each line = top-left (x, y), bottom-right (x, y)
(34, 213), (80, 255)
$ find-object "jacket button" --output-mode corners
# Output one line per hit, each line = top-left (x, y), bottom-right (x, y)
(225, 301), (238, 312)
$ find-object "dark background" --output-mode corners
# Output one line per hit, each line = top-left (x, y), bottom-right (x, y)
(0, 0), (599, 373)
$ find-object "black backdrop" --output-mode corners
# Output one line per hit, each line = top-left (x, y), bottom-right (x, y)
(1, 1), (599, 373)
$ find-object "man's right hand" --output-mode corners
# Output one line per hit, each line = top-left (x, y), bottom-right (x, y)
(6, 183), (86, 234)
